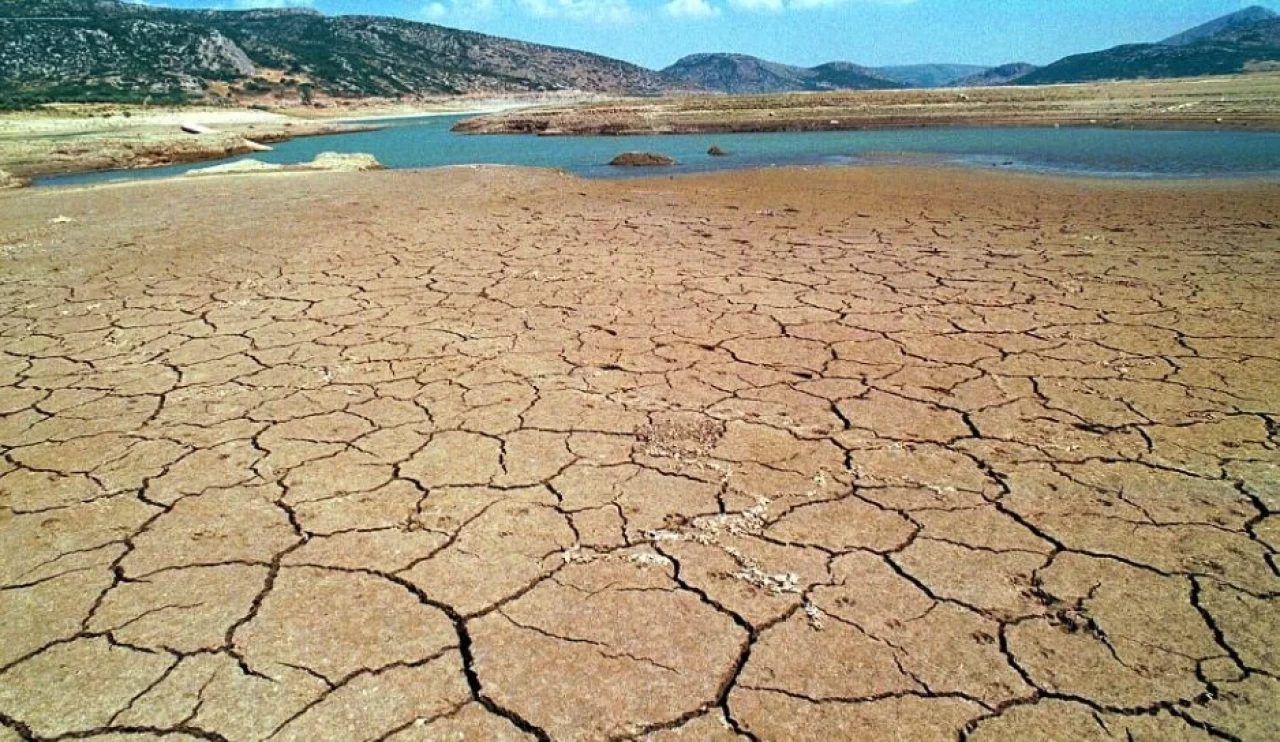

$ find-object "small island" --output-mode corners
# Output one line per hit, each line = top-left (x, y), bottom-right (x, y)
(609, 152), (678, 167)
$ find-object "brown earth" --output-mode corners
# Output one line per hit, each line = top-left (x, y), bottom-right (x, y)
(0, 166), (1277, 741)
(454, 72), (1280, 135)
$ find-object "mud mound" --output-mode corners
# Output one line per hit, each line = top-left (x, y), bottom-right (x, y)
(609, 152), (677, 167)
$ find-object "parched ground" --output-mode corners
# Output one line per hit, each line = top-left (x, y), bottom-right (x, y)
(0, 166), (1277, 742)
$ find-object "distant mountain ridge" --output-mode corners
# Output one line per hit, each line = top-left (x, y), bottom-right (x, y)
(661, 55), (995, 93)
(660, 54), (905, 94)
(0, 0), (686, 105)
(874, 64), (989, 88)
(662, 7), (1280, 93)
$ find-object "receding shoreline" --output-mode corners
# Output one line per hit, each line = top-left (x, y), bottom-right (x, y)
(0, 93), (613, 182)
(452, 73), (1280, 136)
(30, 160), (1280, 195)
(28, 137), (1280, 192)
(0, 108), (380, 181)
(0, 95), (548, 182)
(457, 115), (1280, 136)
(5, 72), (1280, 184)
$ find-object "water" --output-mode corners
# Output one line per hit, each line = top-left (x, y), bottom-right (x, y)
(37, 114), (1280, 187)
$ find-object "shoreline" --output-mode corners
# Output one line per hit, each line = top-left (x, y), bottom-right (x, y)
(329, 111), (479, 123)
(28, 158), (1280, 196)
(636, 160), (1280, 190)
(457, 116), (1280, 136)
(283, 92), (603, 124)
(453, 73), (1280, 136)
(20, 122), (382, 181)
(326, 102), (537, 124)
(593, 158), (1280, 190)
(6, 73), (1280, 183)
(0, 106), (382, 181)
(0, 97), (548, 182)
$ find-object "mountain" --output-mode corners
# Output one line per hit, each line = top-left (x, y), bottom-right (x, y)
(810, 62), (907, 90)
(4, 0), (1277, 108)
(1014, 10), (1280, 85)
(874, 64), (990, 88)
(949, 63), (1039, 87)
(1161, 5), (1277, 46)
(662, 55), (997, 92)
(661, 54), (903, 94)
(0, 0), (684, 106)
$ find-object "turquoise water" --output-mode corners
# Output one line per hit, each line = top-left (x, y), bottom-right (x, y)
(37, 114), (1280, 187)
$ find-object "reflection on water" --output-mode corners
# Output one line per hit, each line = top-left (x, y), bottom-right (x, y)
(38, 114), (1280, 187)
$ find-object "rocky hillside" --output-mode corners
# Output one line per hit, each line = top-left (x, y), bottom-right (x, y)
(1160, 5), (1276, 46)
(661, 54), (903, 94)
(4, 0), (1277, 108)
(0, 0), (684, 106)
(1015, 11), (1280, 85)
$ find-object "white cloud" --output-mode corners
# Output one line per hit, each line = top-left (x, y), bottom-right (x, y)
(424, 0), (632, 24)
(727, 0), (783, 12)
(730, 0), (913, 11)
(124, 0), (315, 6)
(229, 0), (315, 7)
(515, 0), (637, 23)
(418, 0), (495, 23)
(663, 0), (719, 18)
(452, 0), (497, 13)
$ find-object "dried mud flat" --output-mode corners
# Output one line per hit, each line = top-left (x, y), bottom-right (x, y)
(0, 166), (1277, 741)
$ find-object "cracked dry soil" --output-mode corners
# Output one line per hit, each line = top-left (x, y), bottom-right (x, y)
(0, 166), (1277, 742)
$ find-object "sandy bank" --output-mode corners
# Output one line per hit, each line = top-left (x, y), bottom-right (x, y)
(0, 105), (377, 180)
(278, 91), (608, 123)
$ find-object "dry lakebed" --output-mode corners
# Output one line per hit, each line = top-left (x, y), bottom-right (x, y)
(0, 164), (1277, 741)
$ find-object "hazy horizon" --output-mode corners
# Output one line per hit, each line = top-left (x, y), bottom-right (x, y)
(123, 0), (1274, 71)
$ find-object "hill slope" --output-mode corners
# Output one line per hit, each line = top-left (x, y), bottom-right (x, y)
(1161, 5), (1277, 46)
(0, 0), (684, 105)
(1016, 12), (1280, 85)
(661, 54), (903, 93)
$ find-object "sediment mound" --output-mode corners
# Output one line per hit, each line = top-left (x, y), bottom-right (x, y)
(0, 169), (30, 190)
(186, 152), (385, 177)
(186, 160), (282, 176)
(308, 152), (385, 172)
(609, 152), (677, 167)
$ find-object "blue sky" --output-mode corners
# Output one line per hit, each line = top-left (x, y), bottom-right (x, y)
(134, 0), (1275, 70)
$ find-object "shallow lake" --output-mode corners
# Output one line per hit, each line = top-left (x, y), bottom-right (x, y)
(38, 114), (1280, 187)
